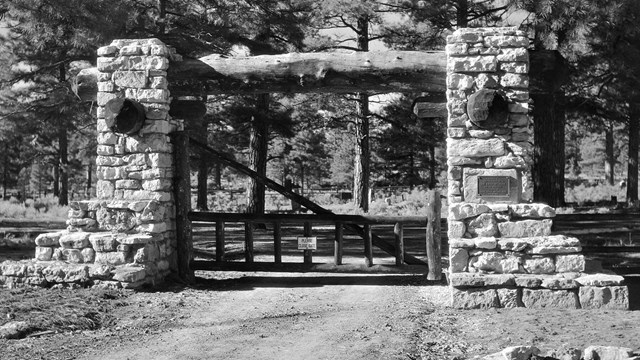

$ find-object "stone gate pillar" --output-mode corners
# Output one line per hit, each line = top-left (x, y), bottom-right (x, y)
(26, 39), (184, 289)
(445, 28), (628, 309)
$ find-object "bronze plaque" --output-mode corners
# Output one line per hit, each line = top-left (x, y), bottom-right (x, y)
(477, 176), (510, 197)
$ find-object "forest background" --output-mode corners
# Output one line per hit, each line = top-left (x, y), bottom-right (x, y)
(0, 0), (639, 217)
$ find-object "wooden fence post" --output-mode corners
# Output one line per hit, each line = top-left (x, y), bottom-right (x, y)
(394, 222), (404, 266)
(172, 131), (195, 283)
(303, 221), (313, 264)
(334, 222), (343, 265)
(215, 221), (225, 262)
(274, 221), (282, 264)
(364, 224), (373, 267)
(425, 190), (442, 280)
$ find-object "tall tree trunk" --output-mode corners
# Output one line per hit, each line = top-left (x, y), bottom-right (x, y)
(353, 93), (370, 211)
(247, 94), (269, 214)
(605, 121), (615, 186)
(53, 163), (59, 197)
(532, 92), (565, 207)
(456, 0), (469, 27)
(627, 102), (639, 205)
(3, 144), (8, 199)
(58, 64), (69, 206)
(353, 16), (370, 211)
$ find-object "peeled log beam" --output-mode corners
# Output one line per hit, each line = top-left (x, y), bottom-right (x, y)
(413, 102), (447, 118)
(167, 51), (447, 95)
(73, 50), (563, 98)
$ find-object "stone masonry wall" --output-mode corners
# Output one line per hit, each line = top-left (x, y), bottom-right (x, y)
(0, 39), (184, 289)
(445, 27), (629, 309)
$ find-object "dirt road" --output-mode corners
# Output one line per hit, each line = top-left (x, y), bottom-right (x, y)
(79, 272), (430, 360)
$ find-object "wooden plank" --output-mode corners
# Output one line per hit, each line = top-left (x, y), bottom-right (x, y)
(413, 102), (447, 118)
(335, 222), (343, 265)
(189, 211), (427, 225)
(244, 222), (254, 263)
(394, 222), (404, 266)
(303, 221), (313, 264)
(170, 132), (195, 283)
(191, 260), (429, 274)
(168, 50), (447, 95)
(364, 224), (373, 267)
(215, 221), (225, 262)
(188, 138), (427, 266)
(425, 190), (442, 281)
(273, 221), (282, 264)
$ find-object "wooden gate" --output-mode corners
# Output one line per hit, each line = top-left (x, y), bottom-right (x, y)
(172, 134), (442, 281)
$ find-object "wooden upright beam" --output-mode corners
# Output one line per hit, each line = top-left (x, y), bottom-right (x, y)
(171, 132), (195, 283)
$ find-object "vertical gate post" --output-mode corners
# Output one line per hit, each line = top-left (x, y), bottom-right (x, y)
(173, 131), (195, 283)
(426, 190), (442, 280)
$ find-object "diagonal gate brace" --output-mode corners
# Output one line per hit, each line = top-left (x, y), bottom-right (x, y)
(188, 137), (427, 266)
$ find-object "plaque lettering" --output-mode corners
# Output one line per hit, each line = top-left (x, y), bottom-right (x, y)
(477, 176), (510, 197)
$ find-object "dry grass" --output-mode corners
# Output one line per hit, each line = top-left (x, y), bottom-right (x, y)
(0, 287), (129, 337)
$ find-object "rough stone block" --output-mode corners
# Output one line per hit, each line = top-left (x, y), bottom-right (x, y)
(94, 252), (127, 266)
(445, 43), (469, 55)
(447, 73), (474, 90)
(509, 204), (555, 219)
(498, 219), (553, 238)
(474, 237), (497, 249)
(35, 232), (62, 247)
(449, 239), (475, 248)
(484, 35), (529, 47)
(496, 48), (528, 62)
(449, 203), (491, 221)
(497, 238), (528, 252)
(451, 288), (499, 309)
(500, 73), (529, 89)
(97, 46), (118, 56)
(514, 275), (543, 288)
(521, 289), (580, 309)
(63, 249), (84, 263)
(447, 220), (467, 239)
(97, 92), (118, 106)
(555, 254), (585, 272)
(523, 257), (555, 274)
(118, 234), (157, 245)
(469, 252), (520, 274)
(35, 247), (53, 261)
(113, 70), (147, 88)
(448, 56), (497, 72)
(541, 277), (579, 289)
(579, 286), (629, 310)
(59, 233), (91, 249)
(447, 138), (505, 158)
(582, 346), (633, 360)
(496, 288), (521, 308)
(89, 264), (113, 279)
(468, 214), (498, 238)
(81, 248), (96, 263)
(113, 266), (147, 283)
(447, 31), (483, 43)
(575, 273), (625, 287)
(449, 248), (469, 273)
(500, 62), (528, 74)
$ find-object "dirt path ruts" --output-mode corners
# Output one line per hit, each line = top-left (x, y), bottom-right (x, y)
(79, 272), (428, 360)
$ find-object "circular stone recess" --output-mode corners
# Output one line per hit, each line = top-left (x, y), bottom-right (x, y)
(466, 89), (509, 129)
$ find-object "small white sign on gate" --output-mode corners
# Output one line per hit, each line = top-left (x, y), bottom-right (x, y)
(297, 236), (317, 250)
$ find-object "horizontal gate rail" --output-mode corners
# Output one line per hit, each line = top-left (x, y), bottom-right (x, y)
(189, 212), (427, 225)
(191, 211), (426, 270)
